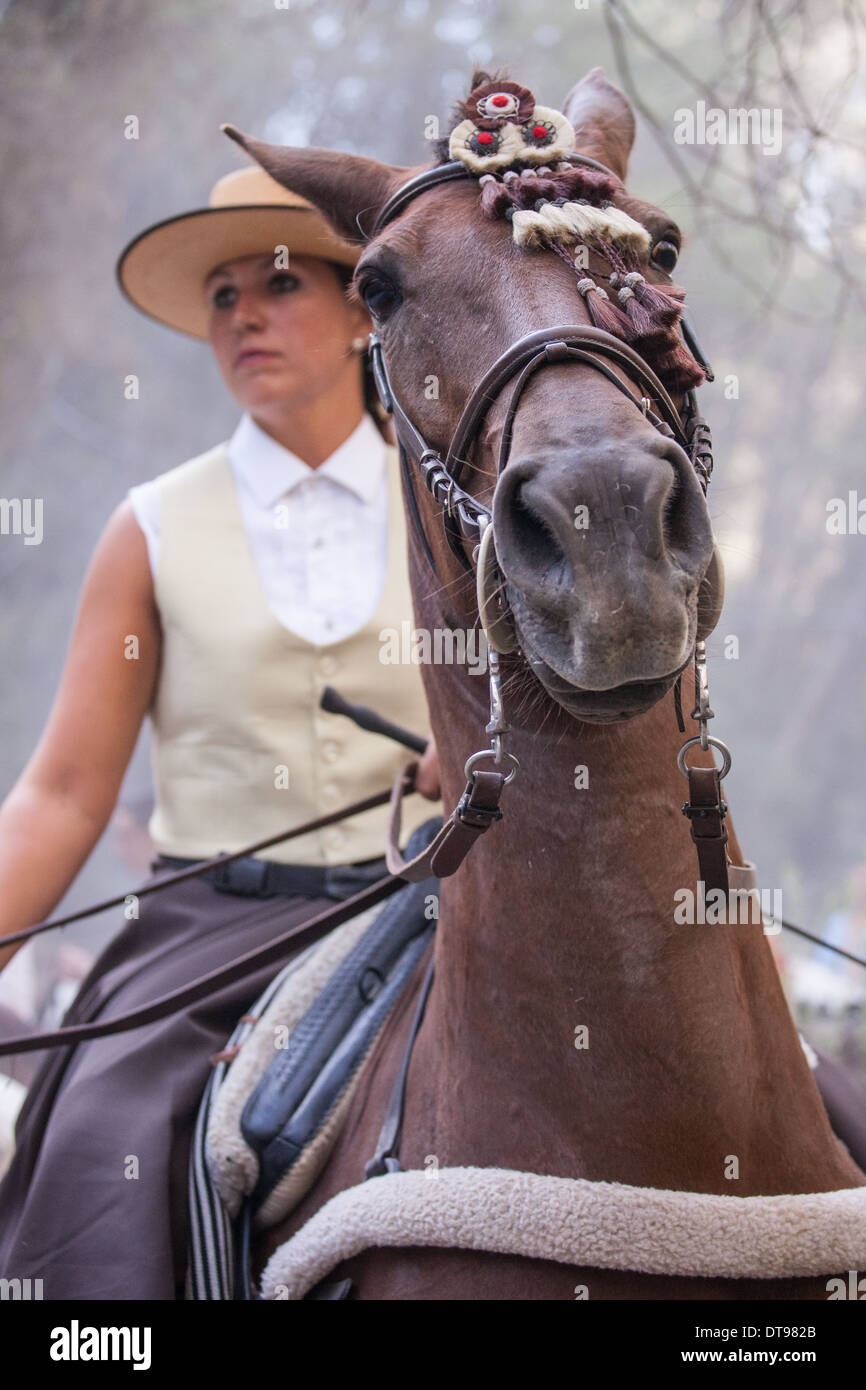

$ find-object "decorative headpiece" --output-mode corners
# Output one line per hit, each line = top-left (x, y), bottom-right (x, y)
(446, 79), (703, 393)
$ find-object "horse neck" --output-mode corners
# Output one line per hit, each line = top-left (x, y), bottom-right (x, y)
(408, 586), (861, 1197)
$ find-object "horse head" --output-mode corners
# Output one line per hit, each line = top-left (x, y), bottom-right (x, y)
(225, 67), (722, 724)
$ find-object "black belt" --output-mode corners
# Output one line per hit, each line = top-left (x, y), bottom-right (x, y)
(151, 853), (391, 901)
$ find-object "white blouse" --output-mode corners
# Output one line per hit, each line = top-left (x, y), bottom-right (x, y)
(129, 411), (389, 646)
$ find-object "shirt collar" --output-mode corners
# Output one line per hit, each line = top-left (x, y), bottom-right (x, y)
(225, 412), (386, 508)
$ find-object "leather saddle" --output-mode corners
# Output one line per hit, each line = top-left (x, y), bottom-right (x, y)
(208, 816), (443, 1297)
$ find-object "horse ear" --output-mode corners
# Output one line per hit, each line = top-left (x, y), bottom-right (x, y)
(221, 125), (409, 243)
(560, 67), (636, 182)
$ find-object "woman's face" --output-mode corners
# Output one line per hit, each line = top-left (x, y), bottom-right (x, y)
(205, 253), (368, 411)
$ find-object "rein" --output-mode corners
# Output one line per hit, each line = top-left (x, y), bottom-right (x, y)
(0, 681), (510, 1055)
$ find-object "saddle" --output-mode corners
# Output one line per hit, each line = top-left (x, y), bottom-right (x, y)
(190, 816), (442, 1299)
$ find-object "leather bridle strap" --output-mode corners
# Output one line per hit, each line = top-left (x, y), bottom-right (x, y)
(369, 155), (625, 239)
(445, 324), (687, 482)
(385, 758), (505, 882)
(371, 322), (693, 581)
(370, 161), (473, 236)
(682, 765), (730, 896)
(365, 948), (436, 1179)
(493, 340), (680, 481)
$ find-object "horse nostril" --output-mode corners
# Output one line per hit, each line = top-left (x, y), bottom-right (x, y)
(507, 483), (569, 586)
(661, 468), (687, 555)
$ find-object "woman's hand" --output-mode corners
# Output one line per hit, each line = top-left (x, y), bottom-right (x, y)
(415, 735), (441, 801)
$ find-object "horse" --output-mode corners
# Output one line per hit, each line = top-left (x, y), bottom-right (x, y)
(213, 67), (866, 1299)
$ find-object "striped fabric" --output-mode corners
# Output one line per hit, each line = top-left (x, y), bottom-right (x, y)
(186, 947), (321, 1300)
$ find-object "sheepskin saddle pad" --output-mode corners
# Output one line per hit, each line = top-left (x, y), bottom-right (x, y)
(257, 1166), (866, 1299)
(201, 816), (441, 1236)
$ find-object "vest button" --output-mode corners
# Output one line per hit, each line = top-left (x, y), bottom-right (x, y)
(325, 827), (345, 849)
(318, 655), (339, 677)
(322, 783), (341, 803)
(322, 741), (341, 763)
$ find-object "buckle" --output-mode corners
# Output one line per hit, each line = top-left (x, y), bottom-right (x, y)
(456, 787), (503, 828)
(681, 800), (728, 821)
(210, 856), (270, 896)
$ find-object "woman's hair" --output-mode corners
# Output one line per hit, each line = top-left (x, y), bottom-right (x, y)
(329, 261), (391, 436)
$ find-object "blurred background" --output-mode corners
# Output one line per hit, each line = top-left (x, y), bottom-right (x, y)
(1, 0), (864, 1080)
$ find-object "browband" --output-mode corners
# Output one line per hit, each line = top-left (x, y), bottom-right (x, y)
(370, 154), (623, 240)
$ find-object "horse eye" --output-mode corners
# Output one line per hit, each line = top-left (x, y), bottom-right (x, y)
(357, 273), (401, 320)
(651, 240), (679, 273)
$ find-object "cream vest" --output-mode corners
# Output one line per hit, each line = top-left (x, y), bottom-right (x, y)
(148, 441), (438, 865)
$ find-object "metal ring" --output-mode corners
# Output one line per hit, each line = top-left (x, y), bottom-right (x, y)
(464, 748), (520, 784)
(676, 735), (732, 780)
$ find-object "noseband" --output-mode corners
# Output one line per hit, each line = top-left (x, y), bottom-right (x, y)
(366, 158), (715, 585)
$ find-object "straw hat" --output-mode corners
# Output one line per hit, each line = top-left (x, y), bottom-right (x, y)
(116, 166), (360, 340)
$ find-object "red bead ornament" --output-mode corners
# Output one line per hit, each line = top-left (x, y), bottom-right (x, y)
(491, 94), (509, 107)
(532, 124), (548, 140)
(476, 131), (494, 145)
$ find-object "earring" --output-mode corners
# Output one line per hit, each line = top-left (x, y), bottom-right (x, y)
(351, 335), (369, 353)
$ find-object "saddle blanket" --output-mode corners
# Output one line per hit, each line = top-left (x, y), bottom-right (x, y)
(258, 1166), (866, 1299)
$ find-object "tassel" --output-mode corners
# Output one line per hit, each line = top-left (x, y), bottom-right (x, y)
(554, 166), (619, 203)
(649, 341), (706, 393)
(557, 201), (649, 249)
(611, 277), (656, 338)
(511, 207), (552, 247)
(575, 276), (634, 337)
(625, 272), (683, 331)
(610, 270), (685, 346)
(573, 205), (650, 254)
(479, 175), (512, 219)
(516, 172), (561, 205)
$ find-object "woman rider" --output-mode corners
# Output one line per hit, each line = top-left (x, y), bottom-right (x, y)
(0, 165), (441, 1299)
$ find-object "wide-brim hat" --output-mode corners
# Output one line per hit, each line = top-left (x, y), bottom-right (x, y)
(116, 166), (360, 340)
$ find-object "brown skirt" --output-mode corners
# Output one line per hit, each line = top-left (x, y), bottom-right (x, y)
(0, 867), (338, 1300)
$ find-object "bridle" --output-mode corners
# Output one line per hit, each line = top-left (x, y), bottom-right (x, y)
(362, 158), (732, 1189)
(366, 158), (716, 588)
(366, 155), (733, 902)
